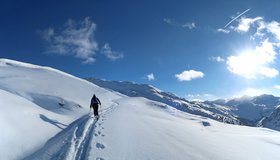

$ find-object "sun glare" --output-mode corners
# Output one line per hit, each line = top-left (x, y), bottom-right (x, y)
(227, 40), (278, 79)
(227, 49), (259, 78)
(243, 88), (263, 96)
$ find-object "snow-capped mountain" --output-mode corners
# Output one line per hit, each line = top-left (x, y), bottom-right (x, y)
(209, 94), (280, 126)
(87, 78), (241, 124)
(1, 59), (280, 160)
(258, 106), (280, 131)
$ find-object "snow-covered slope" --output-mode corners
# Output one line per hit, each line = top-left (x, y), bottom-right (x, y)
(87, 78), (241, 124)
(1, 59), (280, 160)
(25, 97), (280, 160)
(95, 98), (280, 160)
(0, 59), (121, 159)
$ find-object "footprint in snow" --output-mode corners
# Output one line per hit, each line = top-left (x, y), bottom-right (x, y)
(202, 121), (211, 127)
(96, 142), (105, 149)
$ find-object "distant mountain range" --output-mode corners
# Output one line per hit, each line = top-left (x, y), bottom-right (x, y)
(87, 78), (280, 131)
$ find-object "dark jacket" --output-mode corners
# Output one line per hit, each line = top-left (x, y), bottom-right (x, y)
(91, 95), (101, 106)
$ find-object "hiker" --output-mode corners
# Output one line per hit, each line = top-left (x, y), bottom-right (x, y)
(90, 94), (101, 117)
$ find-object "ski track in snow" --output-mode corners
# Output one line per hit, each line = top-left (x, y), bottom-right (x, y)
(24, 103), (117, 160)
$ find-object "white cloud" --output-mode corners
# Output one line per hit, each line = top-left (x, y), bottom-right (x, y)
(221, 16), (280, 79)
(164, 18), (196, 30)
(274, 85), (280, 90)
(82, 57), (95, 64)
(218, 15), (262, 34)
(224, 8), (251, 28)
(41, 17), (98, 64)
(233, 17), (263, 32)
(163, 18), (172, 24)
(101, 43), (124, 60)
(41, 28), (55, 42)
(226, 40), (278, 79)
(218, 8), (251, 33)
(210, 56), (225, 62)
(217, 28), (230, 34)
(233, 87), (278, 97)
(175, 70), (204, 81)
(186, 93), (218, 101)
(242, 88), (264, 97)
(256, 20), (280, 41)
(182, 22), (196, 29)
(259, 67), (279, 78)
(146, 73), (155, 81)
(266, 21), (280, 40)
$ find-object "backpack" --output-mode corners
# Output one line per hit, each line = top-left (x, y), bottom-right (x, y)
(91, 96), (98, 105)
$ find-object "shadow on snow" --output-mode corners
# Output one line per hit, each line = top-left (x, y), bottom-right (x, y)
(39, 114), (67, 130)
(24, 113), (97, 160)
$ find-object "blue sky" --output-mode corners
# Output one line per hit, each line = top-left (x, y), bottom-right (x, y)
(1, 0), (280, 100)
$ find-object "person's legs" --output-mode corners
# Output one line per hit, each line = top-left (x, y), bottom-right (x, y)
(93, 104), (99, 116)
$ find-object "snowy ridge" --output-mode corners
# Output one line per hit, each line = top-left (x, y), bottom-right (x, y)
(87, 78), (241, 124)
(209, 94), (280, 126)
(258, 106), (280, 131)
(0, 58), (94, 86)
(1, 59), (280, 160)
(88, 78), (280, 131)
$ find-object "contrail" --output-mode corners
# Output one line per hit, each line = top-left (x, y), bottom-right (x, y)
(224, 8), (251, 28)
